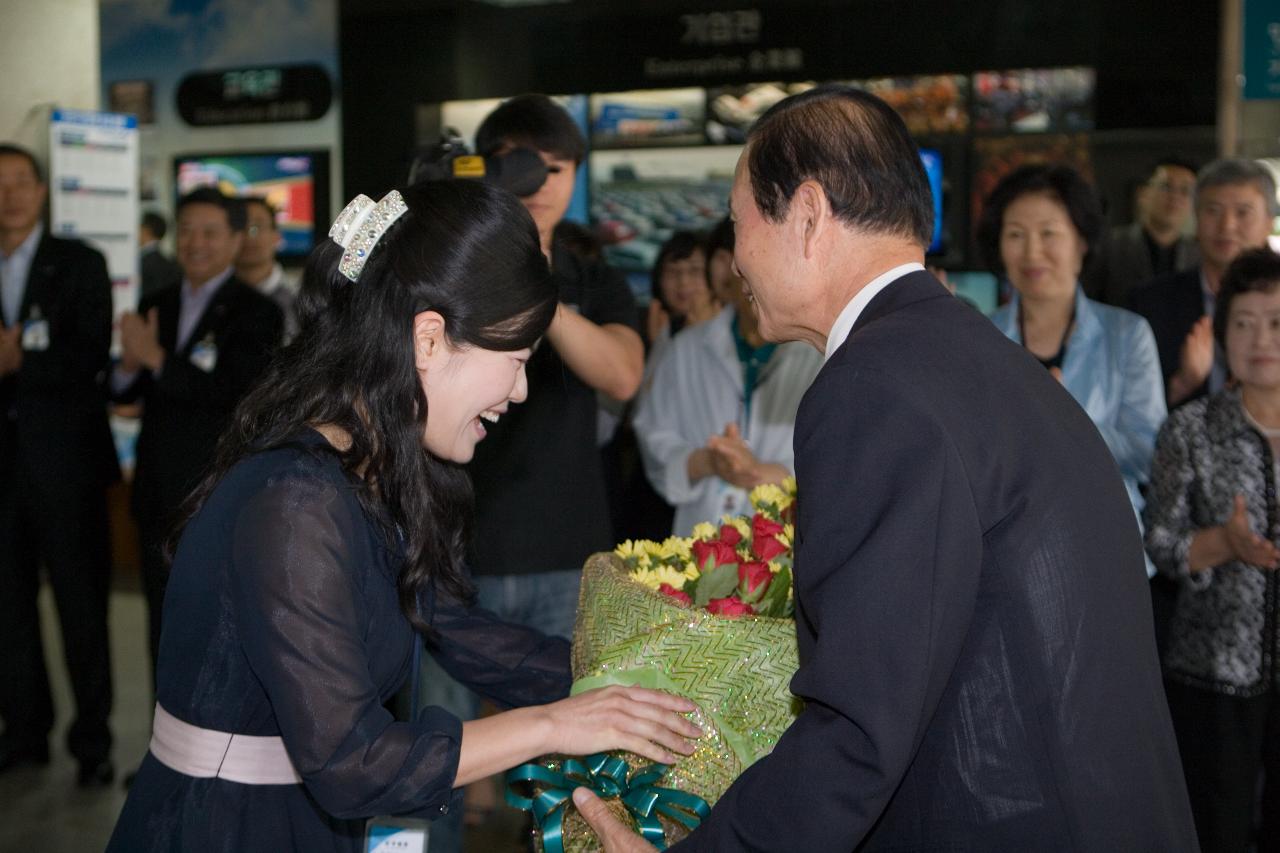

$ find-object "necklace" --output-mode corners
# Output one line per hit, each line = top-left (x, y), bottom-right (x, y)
(1017, 300), (1076, 371)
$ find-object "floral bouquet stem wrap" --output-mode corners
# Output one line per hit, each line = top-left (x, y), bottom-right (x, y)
(508, 481), (802, 852)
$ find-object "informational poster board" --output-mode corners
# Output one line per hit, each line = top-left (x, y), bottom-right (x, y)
(48, 109), (140, 329)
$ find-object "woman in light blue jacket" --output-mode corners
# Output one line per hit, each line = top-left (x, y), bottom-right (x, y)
(981, 165), (1166, 526)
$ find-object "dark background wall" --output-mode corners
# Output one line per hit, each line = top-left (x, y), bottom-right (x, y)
(340, 0), (1220, 237)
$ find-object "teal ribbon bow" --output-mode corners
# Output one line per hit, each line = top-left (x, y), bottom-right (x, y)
(505, 753), (710, 852)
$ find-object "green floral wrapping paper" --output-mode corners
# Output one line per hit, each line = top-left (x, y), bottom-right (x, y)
(514, 553), (800, 852)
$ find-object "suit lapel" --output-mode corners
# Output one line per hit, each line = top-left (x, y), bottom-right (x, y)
(156, 287), (182, 354)
(182, 278), (240, 355)
(18, 234), (59, 323)
(1177, 269), (1204, 325)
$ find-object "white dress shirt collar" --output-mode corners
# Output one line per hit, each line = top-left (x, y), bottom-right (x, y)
(824, 262), (925, 362)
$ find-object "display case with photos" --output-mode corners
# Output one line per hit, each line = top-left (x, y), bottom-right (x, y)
(420, 67), (1098, 302)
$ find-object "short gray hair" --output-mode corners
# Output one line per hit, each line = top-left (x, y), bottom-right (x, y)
(1196, 158), (1279, 217)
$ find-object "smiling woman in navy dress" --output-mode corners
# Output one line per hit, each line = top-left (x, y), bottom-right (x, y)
(107, 180), (700, 852)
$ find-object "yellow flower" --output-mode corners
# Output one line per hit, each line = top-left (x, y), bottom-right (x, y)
(728, 517), (751, 540)
(768, 561), (785, 575)
(661, 536), (693, 560)
(781, 475), (798, 497)
(655, 564), (693, 590)
(629, 563), (692, 591)
(691, 522), (717, 541)
(629, 567), (660, 589)
(749, 483), (789, 513)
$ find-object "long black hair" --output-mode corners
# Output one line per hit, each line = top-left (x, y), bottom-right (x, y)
(175, 180), (557, 632)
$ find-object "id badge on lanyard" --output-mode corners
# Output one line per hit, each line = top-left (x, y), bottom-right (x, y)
(21, 306), (49, 352)
(364, 817), (429, 853)
(189, 333), (218, 373)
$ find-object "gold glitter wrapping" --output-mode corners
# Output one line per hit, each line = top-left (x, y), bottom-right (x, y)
(532, 553), (799, 853)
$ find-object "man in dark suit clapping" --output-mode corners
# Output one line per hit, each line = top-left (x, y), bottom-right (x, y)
(113, 188), (282, 684)
(577, 86), (1197, 852)
(0, 143), (119, 787)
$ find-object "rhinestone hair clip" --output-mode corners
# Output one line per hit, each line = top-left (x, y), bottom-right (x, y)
(329, 190), (409, 282)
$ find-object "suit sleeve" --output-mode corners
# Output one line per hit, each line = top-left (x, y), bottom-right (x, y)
(154, 298), (282, 409)
(672, 365), (984, 852)
(18, 244), (112, 394)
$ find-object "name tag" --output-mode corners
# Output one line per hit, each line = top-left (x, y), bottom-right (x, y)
(189, 336), (218, 373)
(21, 319), (50, 352)
(718, 483), (746, 519)
(364, 817), (429, 853)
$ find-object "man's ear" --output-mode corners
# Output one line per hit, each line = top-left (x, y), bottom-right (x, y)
(412, 310), (448, 371)
(791, 180), (832, 260)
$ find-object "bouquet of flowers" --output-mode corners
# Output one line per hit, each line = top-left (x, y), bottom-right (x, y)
(506, 480), (801, 853)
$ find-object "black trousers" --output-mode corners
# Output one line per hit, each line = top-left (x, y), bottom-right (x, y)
(0, 427), (113, 764)
(1166, 680), (1280, 853)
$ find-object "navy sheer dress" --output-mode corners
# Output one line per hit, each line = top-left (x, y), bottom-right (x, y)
(108, 430), (571, 852)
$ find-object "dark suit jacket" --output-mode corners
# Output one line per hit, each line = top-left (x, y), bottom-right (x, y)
(1085, 222), (1198, 307)
(139, 246), (181, 300)
(675, 271), (1195, 852)
(1128, 268), (1206, 404)
(0, 232), (118, 492)
(115, 276), (282, 526)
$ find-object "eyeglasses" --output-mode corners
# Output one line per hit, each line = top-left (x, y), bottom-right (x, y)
(1151, 181), (1193, 197)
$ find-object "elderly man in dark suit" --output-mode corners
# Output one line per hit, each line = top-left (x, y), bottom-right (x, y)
(113, 187), (282, 684)
(0, 144), (119, 787)
(577, 86), (1196, 852)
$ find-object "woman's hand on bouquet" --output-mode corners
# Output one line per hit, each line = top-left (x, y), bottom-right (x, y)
(572, 788), (660, 852)
(544, 686), (702, 765)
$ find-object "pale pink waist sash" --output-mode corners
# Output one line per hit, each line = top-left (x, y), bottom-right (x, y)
(149, 703), (302, 785)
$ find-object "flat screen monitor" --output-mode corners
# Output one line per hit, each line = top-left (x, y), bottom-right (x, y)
(173, 150), (330, 258)
(919, 147), (945, 255)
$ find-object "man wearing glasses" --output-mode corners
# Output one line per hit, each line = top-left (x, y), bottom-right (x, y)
(1086, 157), (1199, 307)
(235, 197), (299, 344)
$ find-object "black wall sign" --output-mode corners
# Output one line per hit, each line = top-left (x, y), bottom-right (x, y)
(176, 64), (332, 126)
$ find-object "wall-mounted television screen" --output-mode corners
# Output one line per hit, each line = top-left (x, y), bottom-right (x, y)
(919, 147), (945, 255)
(173, 150), (330, 258)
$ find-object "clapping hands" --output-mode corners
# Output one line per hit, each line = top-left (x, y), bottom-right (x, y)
(1224, 494), (1280, 570)
(119, 307), (164, 373)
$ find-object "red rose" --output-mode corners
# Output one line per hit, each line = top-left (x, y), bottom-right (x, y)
(658, 583), (692, 606)
(692, 539), (740, 572)
(750, 514), (788, 561)
(737, 561), (773, 597)
(706, 596), (755, 618)
(719, 524), (743, 547)
(752, 512), (784, 538)
(752, 534), (787, 562)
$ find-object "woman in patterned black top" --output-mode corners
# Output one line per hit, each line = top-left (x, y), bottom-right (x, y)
(1145, 247), (1280, 853)
(108, 181), (700, 852)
